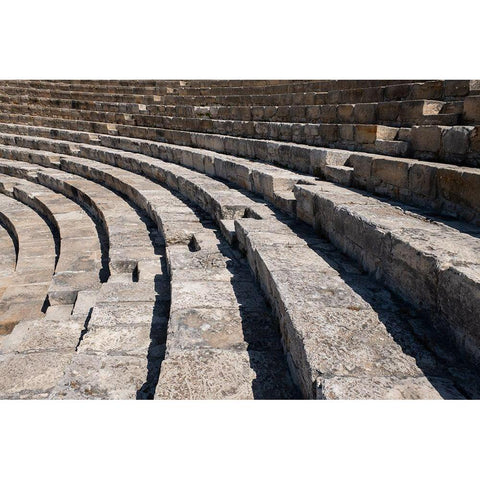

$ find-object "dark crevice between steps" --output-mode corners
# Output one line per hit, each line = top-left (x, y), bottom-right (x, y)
(188, 235), (201, 252)
(75, 307), (93, 352)
(55, 189), (111, 283)
(218, 229), (302, 400)
(41, 295), (50, 314)
(136, 230), (170, 400)
(132, 264), (139, 283)
(0, 213), (19, 267)
(79, 184), (170, 400)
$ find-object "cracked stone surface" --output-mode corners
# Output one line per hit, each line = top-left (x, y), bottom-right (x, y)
(1, 80), (480, 400)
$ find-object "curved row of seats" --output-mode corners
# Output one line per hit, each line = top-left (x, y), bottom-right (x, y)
(0, 162), (168, 398)
(0, 100), (477, 164)
(0, 153), (297, 399)
(0, 134), (478, 398)
(1, 80), (480, 400)
(2, 120), (478, 364)
(0, 93), (469, 127)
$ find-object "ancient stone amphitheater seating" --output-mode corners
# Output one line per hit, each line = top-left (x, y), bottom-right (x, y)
(0, 79), (479, 399)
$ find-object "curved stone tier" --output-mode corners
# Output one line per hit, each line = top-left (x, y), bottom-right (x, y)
(0, 80), (479, 400)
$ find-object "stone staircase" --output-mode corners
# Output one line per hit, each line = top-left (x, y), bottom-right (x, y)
(0, 79), (479, 399)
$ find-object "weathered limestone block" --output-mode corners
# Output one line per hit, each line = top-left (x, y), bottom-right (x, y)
(354, 103), (377, 123)
(444, 80), (470, 97)
(52, 354), (154, 399)
(337, 104), (354, 123)
(374, 139), (408, 157)
(156, 350), (296, 400)
(408, 162), (438, 200)
(49, 271), (101, 305)
(77, 324), (160, 357)
(345, 153), (373, 188)
(410, 81), (443, 100)
(0, 352), (74, 398)
(371, 155), (409, 189)
(411, 125), (444, 153)
(464, 96), (480, 122)
(437, 265), (480, 351)
(0, 318), (81, 354)
(442, 126), (474, 155)
(318, 375), (461, 400)
(355, 125), (378, 144)
(436, 167), (480, 214)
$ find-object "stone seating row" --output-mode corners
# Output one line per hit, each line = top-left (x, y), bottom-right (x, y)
(0, 194), (55, 336)
(5, 101), (480, 163)
(0, 121), (478, 228)
(0, 155), (296, 399)
(0, 141), (478, 398)
(1, 104), (478, 164)
(2, 81), (478, 108)
(0, 80), (412, 97)
(2, 94), (471, 128)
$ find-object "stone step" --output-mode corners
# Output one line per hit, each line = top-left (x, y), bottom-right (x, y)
(0, 102), (424, 158)
(0, 223), (16, 281)
(89, 81), (476, 107)
(0, 194), (55, 336)
(0, 86), (163, 104)
(0, 151), (298, 399)
(1, 123), (479, 229)
(146, 100), (462, 127)
(0, 93), (148, 114)
(0, 154), (155, 278)
(234, 216), (474, 399)
(0, 80), (411, 97)
(324, 165), (353, 186)
(0, 130), (317, 216)
(0, 81), (476, 112)
(294, 181), (480, 367)
(0, 175), (103, 305)
(2, 103), (478, 165)
(6, 95), (465, 128)
(2, 141), (479, 398)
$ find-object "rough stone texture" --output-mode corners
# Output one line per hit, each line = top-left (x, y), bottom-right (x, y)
(0, 80), (479, 400)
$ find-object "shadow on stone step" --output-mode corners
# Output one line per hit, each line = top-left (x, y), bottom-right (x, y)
(219, 231), (302, 400)
(136, 237), (170, 400)
(290, 221), (480, 399)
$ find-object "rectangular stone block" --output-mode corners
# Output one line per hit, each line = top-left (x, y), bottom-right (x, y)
(337, 104), (354, 122)
(464, 96), (480, 122)
(442, 126), (473, 155)
(353, 103), (377, 123)
(371, 156), (409, 188)
(411, 126), (442, 153)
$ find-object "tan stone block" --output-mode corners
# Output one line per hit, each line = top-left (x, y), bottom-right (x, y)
(464, 96), (480, 122)
(355, 125), (377, 144)
(337, 104), (354, 122)
(371, 157), (409, 188)
(411, 126), (443, 153)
